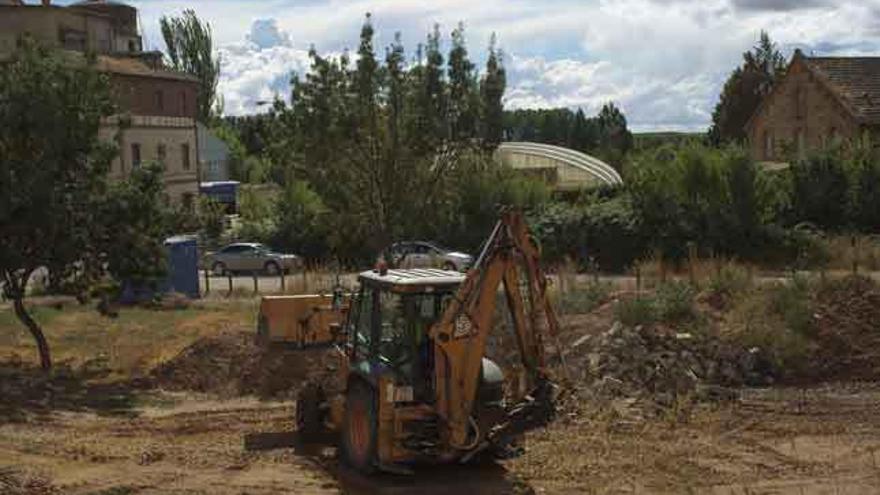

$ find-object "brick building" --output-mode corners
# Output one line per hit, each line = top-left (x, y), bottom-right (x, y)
(745, 49), (880, 162)
(0, 0), (200, 205)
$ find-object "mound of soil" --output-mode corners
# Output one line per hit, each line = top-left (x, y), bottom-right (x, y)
(812, 276), (880, 381)
(149, 331), (339, 399)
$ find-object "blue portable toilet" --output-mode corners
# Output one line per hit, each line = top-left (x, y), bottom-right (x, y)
(164, 235), (200, 298)
(119, 235), (200, 303)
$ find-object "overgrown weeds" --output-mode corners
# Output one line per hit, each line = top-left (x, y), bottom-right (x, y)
(654, 281), (697, 322)
(726, 276), (818, 381)
(706, 262), (752, 309)
(558, 281), (612, 314)
(615, 296), (656, 327)
(615, 280), (698, 328)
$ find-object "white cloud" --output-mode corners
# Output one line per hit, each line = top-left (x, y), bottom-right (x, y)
(215, 20), (312, 115)
(109, 0), (880, 129)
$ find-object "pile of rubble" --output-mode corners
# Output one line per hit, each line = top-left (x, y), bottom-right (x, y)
(566, 323), (774, 408)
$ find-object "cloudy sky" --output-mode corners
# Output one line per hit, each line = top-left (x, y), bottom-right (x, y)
(58, 0), (880, 131)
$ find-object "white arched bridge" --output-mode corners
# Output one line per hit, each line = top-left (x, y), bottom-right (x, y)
(496, 141), (623, 190)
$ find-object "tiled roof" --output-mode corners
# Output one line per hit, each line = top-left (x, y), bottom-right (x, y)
(805, 56), (880, 125)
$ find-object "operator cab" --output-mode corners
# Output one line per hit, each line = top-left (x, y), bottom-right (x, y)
(346, 268), (464, 401)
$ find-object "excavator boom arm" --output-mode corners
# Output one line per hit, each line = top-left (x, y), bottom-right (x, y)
(429, 210), (561, 449)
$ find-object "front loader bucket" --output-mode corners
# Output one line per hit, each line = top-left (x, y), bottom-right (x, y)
(257, 294), (349, 348)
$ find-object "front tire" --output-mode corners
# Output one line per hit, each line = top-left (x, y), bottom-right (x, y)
(443, 261), (458, 272)
(341, 380), (378, 473)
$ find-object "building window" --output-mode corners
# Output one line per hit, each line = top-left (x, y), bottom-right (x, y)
(155, 90), (164, 111)
(182, 192), (194, 211)
(181, 143), (191, 170)
(60, 29), (87, 51)
(763, 130), (773, 160)
(128, 40), (136, 52)
(131, 143), (141, 168)
(157, 143), (167, 164)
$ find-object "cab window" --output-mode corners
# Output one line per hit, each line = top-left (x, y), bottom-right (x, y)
(349, 287), (374, 359)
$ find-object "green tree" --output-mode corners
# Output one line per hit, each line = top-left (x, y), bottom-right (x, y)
(709, 31), (786, 145)
(447, 23), (477, 142)
(0, 42), (168, 369)
(479, 34), (506, 152)
(790, 151), (850, 230)
(596, 102), (633, 168)
(161, 9), (221, 122)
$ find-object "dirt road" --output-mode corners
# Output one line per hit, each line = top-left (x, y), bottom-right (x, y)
(2, 384), (880, 494)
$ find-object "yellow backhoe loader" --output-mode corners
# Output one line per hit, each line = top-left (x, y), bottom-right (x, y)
(257, 209), (566, 474)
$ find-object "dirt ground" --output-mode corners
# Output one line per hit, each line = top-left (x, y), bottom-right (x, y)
(3, 280), (880, 494)
(1, 382), (879, 494)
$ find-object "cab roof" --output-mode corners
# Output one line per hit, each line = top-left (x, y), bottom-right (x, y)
(358, 268), (464, 292)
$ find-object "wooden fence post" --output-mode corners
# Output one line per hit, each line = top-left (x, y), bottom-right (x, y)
(852, 235), (859, 275)
(203, 269), (210, 295)
(253, 272), (259, 295)
(227, 273), (233, 297)
(687, 243), (697, 286)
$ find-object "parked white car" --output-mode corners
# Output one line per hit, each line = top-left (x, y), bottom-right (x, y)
(381, 241), (473, 272)
(203, 243), (301, 276)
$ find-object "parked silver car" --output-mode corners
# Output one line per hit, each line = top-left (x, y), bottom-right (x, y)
(381, 241), (473, 272)
(204, 243), (301, 276)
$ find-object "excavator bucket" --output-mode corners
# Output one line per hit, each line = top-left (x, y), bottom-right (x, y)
(256, 294), (349, 348)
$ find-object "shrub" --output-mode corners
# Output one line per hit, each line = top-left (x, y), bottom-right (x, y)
(768, 275), (815, 338)
(726, 276), (818, 381)
(707, 262), (752, 304)
(727, 285), (814, 380)
(654, 281), (696, 323)
(615, 296), (656, 327)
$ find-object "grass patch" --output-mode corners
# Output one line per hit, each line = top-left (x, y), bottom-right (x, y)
(0, 299), (257, 378)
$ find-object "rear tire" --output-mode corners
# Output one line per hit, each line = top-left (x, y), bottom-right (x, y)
(341, 380), (378, 473)
(443, 261), (457, 272)
(264, 261), (280, 276)
(211, 262), (227, 277)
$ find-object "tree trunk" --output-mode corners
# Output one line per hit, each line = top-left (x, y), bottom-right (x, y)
(13, 297), (52, 370)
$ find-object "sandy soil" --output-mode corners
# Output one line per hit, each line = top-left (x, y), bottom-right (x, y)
(2, 384), (879, 494)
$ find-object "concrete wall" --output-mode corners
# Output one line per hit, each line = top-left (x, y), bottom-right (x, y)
(747, 58), (862, 161)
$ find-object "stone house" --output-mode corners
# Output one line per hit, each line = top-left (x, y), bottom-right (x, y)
(745, 49), (880, 162)
(0, 0), (200, 205)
